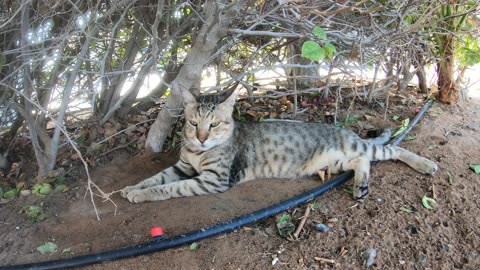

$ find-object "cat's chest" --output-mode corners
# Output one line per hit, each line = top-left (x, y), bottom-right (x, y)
(184, 146), (234, 174)
(187, 154), (204, 173)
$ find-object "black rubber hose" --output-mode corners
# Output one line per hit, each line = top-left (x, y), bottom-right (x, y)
(2, 99), (434, 270)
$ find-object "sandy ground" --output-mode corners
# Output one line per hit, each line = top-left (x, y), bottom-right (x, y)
(1, 99), (479, 270)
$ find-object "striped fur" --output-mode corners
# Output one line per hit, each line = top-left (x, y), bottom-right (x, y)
(121, 91), (438, 203)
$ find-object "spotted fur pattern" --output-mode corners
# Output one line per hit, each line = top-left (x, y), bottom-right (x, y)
(121, 91), (438, 203)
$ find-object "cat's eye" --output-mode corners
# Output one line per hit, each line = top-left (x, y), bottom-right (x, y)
(210, 122), (220, 128)
(189, 120), (198, 127)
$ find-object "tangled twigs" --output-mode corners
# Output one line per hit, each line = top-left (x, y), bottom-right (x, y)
(6, 83), (116, 220)
(52, 117), (118, 220)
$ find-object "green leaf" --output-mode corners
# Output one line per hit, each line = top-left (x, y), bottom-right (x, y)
(54, 184), (69, 193)
(427, 145), (437, 150)
(276, 214), (295, 238)
(392, 115), (399, 121)
(324, 42), (336, 59)
(312, 26), (327, 39)
(421, 195), (436, 210)
(22, 205), (47, 222)
(39, 184), (52, 195)
(403, 135), (417, 142)
(342, 186), (353, 195)
(189, 242), (199, 250)
(37, 242), (58, 254)
(400, 207), (415, 213)
(469, 164), (480, 174)
(55, 176), (65, 184)
(62, 248), (72, 255)
(301, 41), (325, 62)
(392, 118), (410, 137)
(32, 183), (52, 197)
(3, 189), (17, 199)
(446, 171), (453, 185)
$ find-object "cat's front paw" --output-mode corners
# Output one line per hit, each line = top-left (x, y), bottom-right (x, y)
(125, 189), (149, 203)
(120, 185), (138, 198)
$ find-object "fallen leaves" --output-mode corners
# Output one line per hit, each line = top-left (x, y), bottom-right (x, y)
(392, 118), (410, 138)
(276, 214), (295, 239)
(189, 242), (199, 251)
(22, 205), (47, 222)
(403, 134), (417, 142)
(399, 207), (416, 213)
(37, 242), (58, 255)
(32, 183), (52, 197)
(421, 194), (437, 210)
(469, 164), (480, 174)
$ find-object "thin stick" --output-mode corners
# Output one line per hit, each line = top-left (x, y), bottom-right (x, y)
(293, 203), (312, 239)
(314, 257), (336, 264)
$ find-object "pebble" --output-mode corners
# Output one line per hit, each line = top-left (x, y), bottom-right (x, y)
(363, 248), (377, 268)
(20, 190), (31, 196)
(272, 256), (279, 266)
(315, 223), (331, 232)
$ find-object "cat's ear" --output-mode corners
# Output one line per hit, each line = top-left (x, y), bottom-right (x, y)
(181, 88), (197, 107)
(218, 89), (239, 112)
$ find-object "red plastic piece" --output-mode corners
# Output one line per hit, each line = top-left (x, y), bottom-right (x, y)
(151, 226), (164, 238)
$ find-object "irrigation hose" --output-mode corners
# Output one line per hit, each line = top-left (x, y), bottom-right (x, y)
(2, 99), (434, 270)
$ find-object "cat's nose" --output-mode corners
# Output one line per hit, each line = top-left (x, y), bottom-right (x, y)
(197, 130), (209, 144)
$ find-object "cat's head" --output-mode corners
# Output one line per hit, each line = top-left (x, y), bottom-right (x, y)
(182, 89), (237, 151)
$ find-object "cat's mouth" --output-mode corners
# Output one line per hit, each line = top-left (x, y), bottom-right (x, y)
(193, 140), (212, 151)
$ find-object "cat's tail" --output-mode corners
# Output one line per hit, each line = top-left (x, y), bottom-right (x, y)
(365, 128), (391, 145)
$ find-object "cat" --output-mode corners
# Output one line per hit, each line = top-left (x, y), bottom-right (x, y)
(121, 90), (438, 203)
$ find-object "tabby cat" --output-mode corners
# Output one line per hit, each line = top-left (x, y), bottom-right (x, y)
(121, 90), (437, 203)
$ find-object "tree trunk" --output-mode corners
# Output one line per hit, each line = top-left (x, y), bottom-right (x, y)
(101, 23), (144, 116)
(413, 50), (428, 94)
(145, 0), (236, 152)
(436, 35), (458, 104)
(133, 64), (182, 112)
(289, 42), (318, 90)
(20, 3), (50, 178)
(415, 64), (428, 94)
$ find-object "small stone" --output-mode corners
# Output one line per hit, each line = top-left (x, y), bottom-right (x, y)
(272, 256), (279, 266)
(20, 190), (31, 196)
(315, 223), (331, 232)
(363, 248), (377, 268)
(399, 260), (406, 265)
(327, 217), (338, 223)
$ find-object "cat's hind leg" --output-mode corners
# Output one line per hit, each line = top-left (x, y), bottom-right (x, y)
(333, 156), (371, 201)
(392, 147), (438, 175)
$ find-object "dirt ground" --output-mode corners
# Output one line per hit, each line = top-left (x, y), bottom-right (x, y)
(1, 98), (480, 270)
